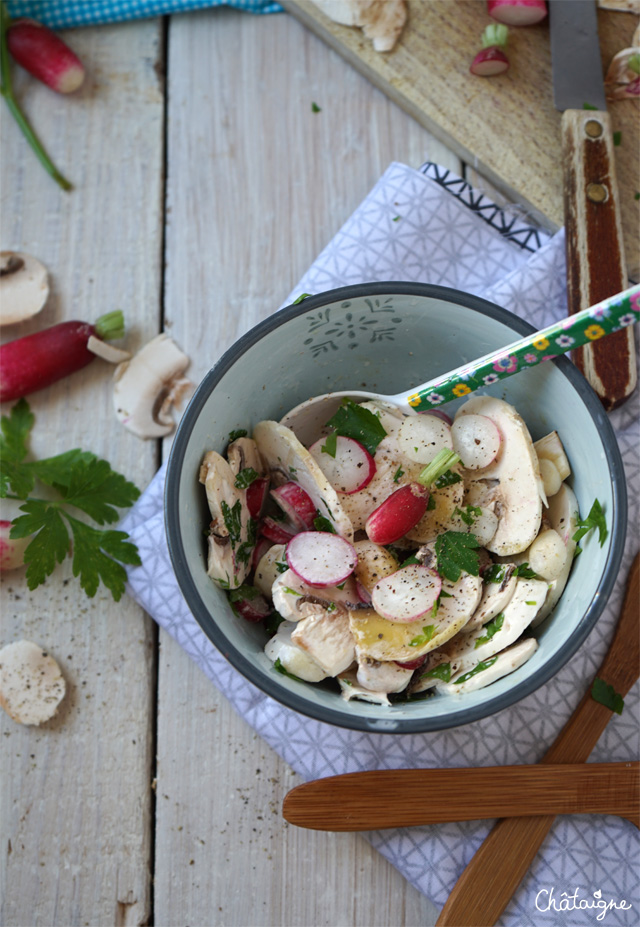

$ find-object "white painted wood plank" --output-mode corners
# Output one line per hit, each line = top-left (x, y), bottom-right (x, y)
(158, 8), (458, 925)
(0, 21), (164, 927)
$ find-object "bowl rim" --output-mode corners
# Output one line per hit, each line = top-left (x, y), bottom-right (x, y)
(165, 282), (627, 733)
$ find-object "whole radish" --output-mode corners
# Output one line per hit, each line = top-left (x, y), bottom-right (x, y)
(470, 24), (510, 77)
(7, 19), (85, 94)
(487, 0), (547, 26)
(0, 311), (124, 402)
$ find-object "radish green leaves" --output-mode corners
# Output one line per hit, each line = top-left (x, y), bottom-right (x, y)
(0, 399), (141, 600)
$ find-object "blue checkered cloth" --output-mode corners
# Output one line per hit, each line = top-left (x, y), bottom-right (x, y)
(6, 0), (282, 29)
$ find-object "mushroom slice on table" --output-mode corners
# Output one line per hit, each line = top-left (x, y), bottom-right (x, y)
(0, 251), (49, 326)
(349, 570), (482, 663)
(465, 563), (518, 630)
(291, 609), (356, 677)
(199, 450), (256, 589)
(435, 638), (539, 695)
(309, 0), (408, 52)
(264, 622), (327, 683)
(113, 333), (192, 438)
(455, 397), (544, 556)
(355, 651), (413, 693)
(253, 421), (353, 540)
(530, 483), (580, 628)
(0, 640), (66, 725)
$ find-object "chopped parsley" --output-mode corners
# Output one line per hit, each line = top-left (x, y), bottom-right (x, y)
(420, 662), (451, 683)
(426, 494), (436, 511)
(475, 612), (504, 648)
(274, 657), (304, 682)
(435, 531), (480, 583)
(454, 656), (498, 685)
(513, 562), (539, 579)
(408, 624), (436, 648)
(399, 554), (420, 568)
(313, 513), (335, 533)
(454, 504), (482, 526)
(591, 676), (624, 714)
(321, 431), (338, 458)
(293, 292), (313, 304)
(572, 498), (608, 549)
(393, 466), (404, 483)
(613, 131), (622, 146)
(583, 102), (598, 110)
(228, 429), (248, 442)
(234, 467), (259, 490)
(434, 469), (462, 489)
(311, 102), (321, 113)
(483, 564), (506, 585)
(326, 398), (387, 456)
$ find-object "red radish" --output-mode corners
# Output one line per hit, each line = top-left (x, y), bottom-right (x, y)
(451, 414), (502, 469)
(0, 520), (30, 571)
(470, 24), (510, 77)
(371, 564), (442, 623)
(251, 536), (273, 571)
(259, 517), (298, 545)
(365, 483), (429, 546)
(395, 654), (428, 671)
(270, 482), (317, 530)
(7, 19), (85, 94)
(397, 414), (452, 465)
(286, 531), (357, 587)
(0, 311), (125, 403)
(230, 589), (272, 623)
(487, 0), (547, 26)
(308, 435), (376, 494)
(246, 476), (269, 519)
(420, 409), (453, 426)
(356, 580), (372, 605)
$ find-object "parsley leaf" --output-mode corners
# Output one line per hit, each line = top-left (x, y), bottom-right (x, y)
(408, 624), (436, 648)
(274, 657), (304, 681)
(435, 531), (480, 582)
(475, 612), (504, 648)
(326, 399), (387, 455)
(234, 467), (259, 490)
(228, 429), (248, 442)
(66, 515), (141, 601)
(483, 563), (506, 585)
(454, 656), (498, 685)
(12, 501), (69, 590)
(572, 499), (608, 548)
(321, 431), (338, 458)
(454, 504), (482, 526)
(47, 456), (140, 524)
(434, 469), (462, 489)
(393, 466), (404, 483)
(591, 676), (624, 715)
(420, 662), (451, 683)
(313, 513), (335, 533)
(513, 562), (539, 579)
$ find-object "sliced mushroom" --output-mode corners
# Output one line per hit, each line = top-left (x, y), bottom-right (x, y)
(465, 563), (518, 630)
(113, 334), (192, 438)
(264, 622), (327, 683)
(338, 668), (391, 705)
(86, 336), (132, 364)
(530, 483), (580, 628)
(271, 568), (360, 622)
(456, 397), (543, 555)
(352, 539), (399, 593)
(437, 576), (548, 675)
(291, 609), (356, 676)
(253, 420), (353, 539)
(310, 0), (408, 52)
(349, 570), (482, 663)
(227, 437), (266, 478)
(0, 251), (49, 326)
(534, 431), (571, 488)
(355, 651), (413, 693)
(405, 478), (465, 543)
(199, 450), (255, 589)
(435, 638), (538, 696)
(253, 543), (286, 599)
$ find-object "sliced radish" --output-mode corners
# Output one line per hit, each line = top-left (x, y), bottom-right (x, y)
(251, 535), (273, 571)
(270, 481), (317, 530)
(365, 483), (429, 545)
(308, 435), (376, 494)
(451, 414), (501, 469)
(395, 654), (427, 671)
(259, 516), (298, 544)
(420, 409), (453, 426)
(356, 580), (373, 604)
(286, 531), (357, 587)
(397, 415), (453, 465)
(487, 0), (547, 26)
(371, 564), (442, 623)
(246, 476), (269, 519)
(470, 46), (510, 76)
(230, 588), (272, 623)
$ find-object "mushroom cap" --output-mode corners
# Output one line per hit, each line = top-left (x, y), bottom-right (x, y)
(0, 251), (49, 326)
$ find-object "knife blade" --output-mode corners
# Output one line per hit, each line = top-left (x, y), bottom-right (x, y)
(549, 0), (636, 409)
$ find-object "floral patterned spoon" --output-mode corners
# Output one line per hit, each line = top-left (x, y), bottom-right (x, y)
(281, 284), (639, 443)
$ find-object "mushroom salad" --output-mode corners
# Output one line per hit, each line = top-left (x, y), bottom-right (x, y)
(200, 397), (581, 705)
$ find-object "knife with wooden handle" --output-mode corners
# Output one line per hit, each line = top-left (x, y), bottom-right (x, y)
(550, 0), (636, 410)
(435, 552), (639, 926)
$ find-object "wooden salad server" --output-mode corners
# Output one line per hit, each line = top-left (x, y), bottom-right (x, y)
(435, 551), (639, 926)
(549, 0), (636, 409)
(282, 761), (639, 830)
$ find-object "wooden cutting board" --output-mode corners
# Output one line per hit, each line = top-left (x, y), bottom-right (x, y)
(282, 0), (639, 278)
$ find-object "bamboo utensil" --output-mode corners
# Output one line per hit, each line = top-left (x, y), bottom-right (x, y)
(282, 761), (639, 830)
(436, 551), (639, 926)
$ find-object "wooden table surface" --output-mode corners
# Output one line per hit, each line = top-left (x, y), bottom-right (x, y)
(0, 6), (570, 926)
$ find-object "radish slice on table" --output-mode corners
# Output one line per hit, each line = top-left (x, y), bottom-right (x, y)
(270, 481), (317, 530)
(309, 435), (375, 494)
(372, 564), (442, 623)
(365, 483), (429, 545)
(259, 516), (298, 544)
(487, 0), (547, 26)
(451, 414), (501, 469)
(286, 531), (357, 587)
(397, 415), (453, 465)
(471, 23), (510, 77)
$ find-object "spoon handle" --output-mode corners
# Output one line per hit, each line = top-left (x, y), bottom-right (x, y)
(282, 762), (639, 830)
(404, 284), (639, 411)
